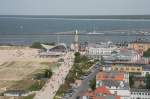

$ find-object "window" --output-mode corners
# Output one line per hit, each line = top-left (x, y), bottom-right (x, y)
(115, 68), (118, 71)
(114, 91), (117, 95)
(137, 68), (141, 71)
(126, 67), (129, 70)
(132, 68), (135, 71)
(146, 72), (149, 75)
(120, 68), (124, 71)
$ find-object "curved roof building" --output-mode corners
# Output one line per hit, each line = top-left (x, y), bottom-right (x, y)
(39, 43), (68, 57)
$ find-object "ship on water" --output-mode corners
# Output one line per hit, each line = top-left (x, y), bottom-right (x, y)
(88, 30), (104, 35)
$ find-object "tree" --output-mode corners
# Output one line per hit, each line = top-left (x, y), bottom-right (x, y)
(30, 42), (55, 49)
(143, 48), (150, 57)
(43, 69), (53, 78)
(89, 77), (96, 91)
(34, 68), (53, 80)
(145, 73), (150, 89)
(30, 42), (42, 49)
(74, 52), (81, 63)
(129, 74), (134, 88)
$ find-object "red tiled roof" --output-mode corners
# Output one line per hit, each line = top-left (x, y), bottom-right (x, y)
(83, 91), (95, 97)
(96, 72), (124, 81)
(95, 86), (111, 95)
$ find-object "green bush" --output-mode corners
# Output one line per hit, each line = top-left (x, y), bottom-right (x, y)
(89, 77), (96, 91)
(34, 68), (53, 80)
(30, 42), (42, 49)
(30, 42), (55, 49)
(28, 81), (45, 91)
(145, 73), (150, 89)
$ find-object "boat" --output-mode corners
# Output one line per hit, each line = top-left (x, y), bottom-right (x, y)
(88, 31), (104, 35)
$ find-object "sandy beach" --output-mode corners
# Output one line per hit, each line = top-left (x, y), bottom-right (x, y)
(0, 46), (58, 92)
(0, 46), (57, 64)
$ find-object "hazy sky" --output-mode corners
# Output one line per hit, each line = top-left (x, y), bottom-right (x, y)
(0, 0), (150, 15)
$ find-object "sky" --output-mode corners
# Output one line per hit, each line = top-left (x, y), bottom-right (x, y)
(0, 0), (150, 15)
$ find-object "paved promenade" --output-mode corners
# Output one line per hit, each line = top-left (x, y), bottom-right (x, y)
(34, 52), (74, 99)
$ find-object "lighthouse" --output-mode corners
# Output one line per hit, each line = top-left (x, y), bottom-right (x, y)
(74, 30), (79, 52)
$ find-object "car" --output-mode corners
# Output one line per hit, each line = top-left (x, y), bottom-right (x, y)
(79, 76), (85, 80)
(63, 94), (70, 98)
(83, 76), (87, 79)
(84, 74), (89, 76)
(76, 96), (80, 99)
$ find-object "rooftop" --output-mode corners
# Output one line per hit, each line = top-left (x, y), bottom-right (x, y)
(95, 86), (111, 95)
(88, 42), (116, 48)
(96, 72), (124, 81)
(130, 38), (150, 44)
(99, 80), (129, 89)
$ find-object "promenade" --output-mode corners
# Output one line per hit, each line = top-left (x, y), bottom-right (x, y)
(34, 52), (74, 99)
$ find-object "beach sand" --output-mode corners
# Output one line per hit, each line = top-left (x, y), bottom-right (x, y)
(0, 46), (58, 92)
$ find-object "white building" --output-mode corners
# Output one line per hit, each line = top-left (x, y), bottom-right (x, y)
(130, 89), (150, 99)
(104, 48), (141, 62)
(39, 43), (68, 57)
(141, 65), (150, 76)
(87, 41), (117, 60)
(3, 90), (28, 97)
(96, 72), (130, 99)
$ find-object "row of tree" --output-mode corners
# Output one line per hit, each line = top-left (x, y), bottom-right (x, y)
(143, 48), (150, 57)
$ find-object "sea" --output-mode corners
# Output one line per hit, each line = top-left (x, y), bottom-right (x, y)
(0, 16), (150, 45)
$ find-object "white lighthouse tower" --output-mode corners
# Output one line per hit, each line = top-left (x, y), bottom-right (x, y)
(74, 30), (79, 52)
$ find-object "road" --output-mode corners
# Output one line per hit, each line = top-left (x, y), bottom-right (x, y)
(70, 64), (100, 99)
(34, 52), (74, 99)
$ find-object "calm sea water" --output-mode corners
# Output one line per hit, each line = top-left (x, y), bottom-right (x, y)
(0, 17), (150, 45)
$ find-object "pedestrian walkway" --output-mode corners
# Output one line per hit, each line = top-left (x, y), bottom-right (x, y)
(34, 52), (74, 99)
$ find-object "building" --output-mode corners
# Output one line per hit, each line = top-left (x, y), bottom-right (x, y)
(111, 63), (143, 74)
(96, 72), (125, 82)
(104, 62), (150, 77)
(130, 89), (150, 99)
(128, 40), (150, 54)
(39, 43), (67, 57)
(82, 86), (120, 99)
(97, 70), (129, 83)
(141, 65), (150, 76)
(79, 42), (88, 52)
(87, 41), (117, 60)
(104, 48), (141, 63)
(86, 42), (141, 63)
(3, 90), (28, 97)
(96, 72), (130, 99)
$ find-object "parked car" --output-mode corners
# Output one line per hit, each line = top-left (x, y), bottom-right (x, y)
(76, 96), (80, 99)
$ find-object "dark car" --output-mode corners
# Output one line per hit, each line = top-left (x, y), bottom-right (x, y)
(76, 96), (80, 99)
